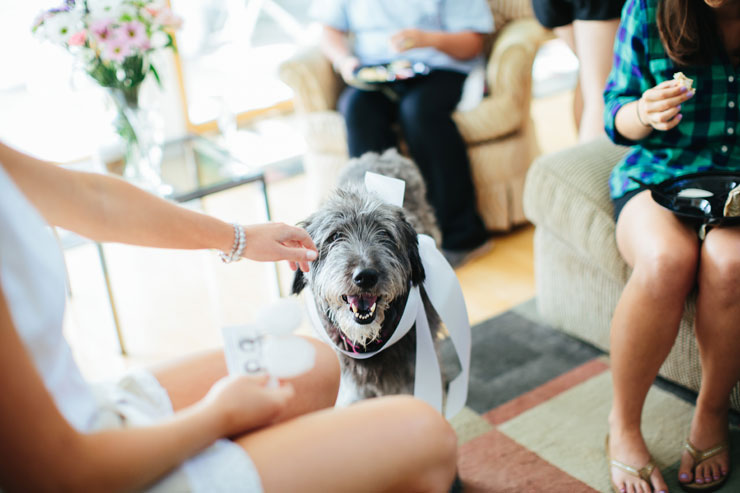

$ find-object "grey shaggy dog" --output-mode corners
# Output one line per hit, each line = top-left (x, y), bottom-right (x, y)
(292, 149), (444, 401)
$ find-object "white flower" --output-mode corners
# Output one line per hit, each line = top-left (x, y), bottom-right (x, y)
(150, 30), (169, 49)
(41, 10), (83, 45)
(87, 0), (136, 22)
(87, 0), (121, 15)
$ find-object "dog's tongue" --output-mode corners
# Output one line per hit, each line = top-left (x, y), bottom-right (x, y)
(347, 294), (378, 312)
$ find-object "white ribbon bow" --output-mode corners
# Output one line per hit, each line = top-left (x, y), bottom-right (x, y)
(304, 233), (471, 419)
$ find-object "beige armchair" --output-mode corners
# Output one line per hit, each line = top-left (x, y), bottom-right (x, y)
(279, 1), (551, 230)
(523, 137), (740, 412)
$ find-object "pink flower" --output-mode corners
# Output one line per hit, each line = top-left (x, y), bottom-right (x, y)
(102, 34), (132, 62)
(154, 8), (183, 30)
(68, 30), (86, 46)
(89, 18), (113, 43)
(117, 21), (149, 50)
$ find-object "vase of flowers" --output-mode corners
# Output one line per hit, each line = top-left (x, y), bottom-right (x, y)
(32, 0), (182, 194)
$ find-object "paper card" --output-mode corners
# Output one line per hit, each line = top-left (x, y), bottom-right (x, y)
(222, 324), (264, 375)
(221, 325), (315, 378)
(364, 171), (405, 208)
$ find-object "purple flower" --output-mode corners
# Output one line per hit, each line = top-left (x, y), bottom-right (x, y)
(31, 1), (74, 32)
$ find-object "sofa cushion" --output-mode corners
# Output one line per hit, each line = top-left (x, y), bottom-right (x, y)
(523, 137), (631, 281)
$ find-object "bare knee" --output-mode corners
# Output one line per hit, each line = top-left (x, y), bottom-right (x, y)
(633, 246), (698, 299)
(274, 338), (340, 421)
(701, 233), (740, 305)
(383, 396), (458, 491)
(306, 337), (341, 405)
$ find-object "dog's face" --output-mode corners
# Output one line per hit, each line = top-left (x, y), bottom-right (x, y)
(293, 188), (425, 349)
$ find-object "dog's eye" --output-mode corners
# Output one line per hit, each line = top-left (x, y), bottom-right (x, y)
(327, 231), (341, 244)
(376, 229), (391, 240)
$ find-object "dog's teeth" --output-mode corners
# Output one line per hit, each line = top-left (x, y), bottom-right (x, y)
(351, 305), (358, 314)
(370, 302), (376, 313)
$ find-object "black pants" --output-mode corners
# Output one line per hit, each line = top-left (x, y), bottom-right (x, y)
(337, 70), (488, 251)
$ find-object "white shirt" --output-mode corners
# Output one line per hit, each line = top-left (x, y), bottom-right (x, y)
(311, 0), (494, 73)
(0, 163), (98, 431)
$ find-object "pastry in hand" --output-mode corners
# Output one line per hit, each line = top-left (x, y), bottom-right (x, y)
(723, 184), (740, 217)
(673, 72), (694, 91)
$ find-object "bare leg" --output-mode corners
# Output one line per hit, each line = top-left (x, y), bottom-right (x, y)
(678, 226), (740, 485)
(572, 19), (620, 143)
(152, 342), (455, 491)
(608, 192), (700, 493)
(553, 24), (575, 52)
(552, 25), (583, 132)
(237, 395), (458, 492)
(152, 337), (341, 421)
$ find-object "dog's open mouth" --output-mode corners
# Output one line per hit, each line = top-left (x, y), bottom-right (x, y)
(341, 294), (379, 324)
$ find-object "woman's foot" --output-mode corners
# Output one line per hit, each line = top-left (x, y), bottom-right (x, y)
(609, 422), (668, 493)
(678, 406), (730, 486)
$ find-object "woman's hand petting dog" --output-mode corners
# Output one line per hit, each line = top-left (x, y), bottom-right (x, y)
(200, 374), (295, 437)
(242, 223), (317, 272)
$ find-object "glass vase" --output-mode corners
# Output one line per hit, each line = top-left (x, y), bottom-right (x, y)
(108, 86), (171, 195)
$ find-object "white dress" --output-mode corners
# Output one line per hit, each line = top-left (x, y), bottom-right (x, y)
(0, 163), (262, 492)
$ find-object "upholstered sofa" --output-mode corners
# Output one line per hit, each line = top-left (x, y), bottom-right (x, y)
(279, 0), (551, 230)
(523, 137), (740, 412)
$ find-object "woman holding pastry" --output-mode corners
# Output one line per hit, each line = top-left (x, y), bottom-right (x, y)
(603, 0), (740, 492)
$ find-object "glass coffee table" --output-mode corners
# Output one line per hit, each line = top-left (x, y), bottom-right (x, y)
(87, 134), (277, 355)
(159, 135), (272, 209)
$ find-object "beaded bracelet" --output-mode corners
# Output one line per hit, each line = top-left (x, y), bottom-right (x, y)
(636, 98), (652, 128)
(219, 223), (246, 263)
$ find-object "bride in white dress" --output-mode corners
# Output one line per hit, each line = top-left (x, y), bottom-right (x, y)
(0, 141), (457, 492)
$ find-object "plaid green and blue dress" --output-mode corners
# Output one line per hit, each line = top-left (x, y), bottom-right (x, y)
(604, 0), (740, 200)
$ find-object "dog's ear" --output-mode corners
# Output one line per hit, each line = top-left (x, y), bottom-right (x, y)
(396, 210), (425, 286)
(292, 217), (313, 295)
(292, 269), (306, 294)
(408, 235), (425, 286)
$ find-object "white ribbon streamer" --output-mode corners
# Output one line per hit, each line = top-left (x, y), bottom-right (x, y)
(304, 233), (471, 419)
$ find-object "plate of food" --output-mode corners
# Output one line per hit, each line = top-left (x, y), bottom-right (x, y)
(352, 59), (430, 85)
(630, 172), (740, 226)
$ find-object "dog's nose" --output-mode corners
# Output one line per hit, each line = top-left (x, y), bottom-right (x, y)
(353, 268), (379, 288)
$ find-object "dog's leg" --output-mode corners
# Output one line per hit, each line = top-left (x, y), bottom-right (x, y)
(335, 373), (363, 407)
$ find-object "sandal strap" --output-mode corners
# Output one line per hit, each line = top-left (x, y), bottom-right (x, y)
(610, 457), (657, 483)
(684, 439), (729, 463)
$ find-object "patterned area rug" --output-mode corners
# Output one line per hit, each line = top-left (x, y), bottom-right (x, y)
(447, 299), (740, 492)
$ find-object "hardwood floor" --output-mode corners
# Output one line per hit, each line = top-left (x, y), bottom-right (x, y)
(62, 89), (578, 380)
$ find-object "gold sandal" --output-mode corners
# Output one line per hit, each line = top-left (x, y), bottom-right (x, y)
(606, 435), (658, 493)
(679, 438), (730, 492)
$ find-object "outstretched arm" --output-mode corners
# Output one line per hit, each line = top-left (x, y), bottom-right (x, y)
(0, 142), (317, 270)
(0, 285), (293, 492)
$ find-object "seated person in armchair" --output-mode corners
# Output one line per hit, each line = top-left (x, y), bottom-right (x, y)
(311, 0), (494, 266)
